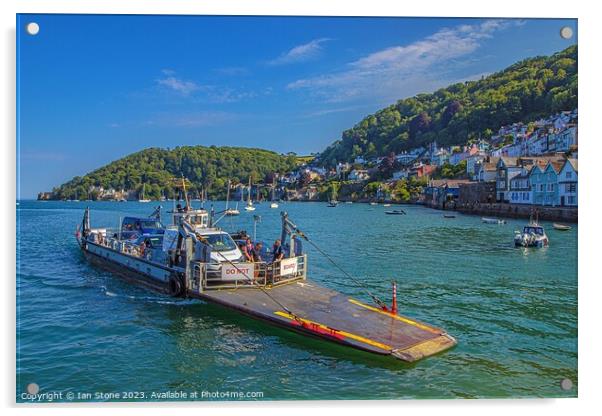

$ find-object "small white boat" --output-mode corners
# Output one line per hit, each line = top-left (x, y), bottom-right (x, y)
(383, 203), (391, 207)
(225, 207), (240, 216)
(245, 178), (256, 211)
(553, 223), (572, 231)
(482, 217), (506, 225)
(139, 184), (151, 202)
(345, 201), (353, 204)
(269, 179), (279, 208)
(369, 202), (378, 206)
(385, 209), (406, 215)
(514, 223), (549, 248)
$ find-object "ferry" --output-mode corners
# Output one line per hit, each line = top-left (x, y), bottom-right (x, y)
(76, 197), (456, 362)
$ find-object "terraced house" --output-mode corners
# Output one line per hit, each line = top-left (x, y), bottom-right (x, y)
(557, 159), (578, 206)
(529, 160), (566, 206)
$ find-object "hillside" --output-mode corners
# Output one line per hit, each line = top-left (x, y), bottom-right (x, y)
(318, 45), (577, 166)
(51, 146), (298, 200)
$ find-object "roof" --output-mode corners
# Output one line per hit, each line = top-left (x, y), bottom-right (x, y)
(499, 157), (518, 167)
(563, 158), (578, 172)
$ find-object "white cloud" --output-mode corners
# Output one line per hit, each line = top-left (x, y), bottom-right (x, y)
(145, 111), (235, 127)
(287, 20), (521, 102)
(269, 38), (331, 65)
(156, 74), (200, 95)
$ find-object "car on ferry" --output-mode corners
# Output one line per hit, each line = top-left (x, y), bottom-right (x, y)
(120, 216), (165, 239)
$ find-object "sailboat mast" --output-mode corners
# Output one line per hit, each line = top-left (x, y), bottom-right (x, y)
(226, 180), (231, 209)
(248, 177), (252, 204)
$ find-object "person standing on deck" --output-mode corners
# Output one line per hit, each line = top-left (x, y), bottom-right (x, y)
(252, 242), (263, 262)
(240, 241), (253, 262)
(272, 239), (284, 262)
(291, 234), (303, 257)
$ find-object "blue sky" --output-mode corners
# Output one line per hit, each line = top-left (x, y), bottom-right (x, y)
(17, 14), (576, 198)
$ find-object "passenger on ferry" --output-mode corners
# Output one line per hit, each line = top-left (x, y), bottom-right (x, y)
(272, 239), (284, 262)
(240, 241), (253, 262)
(252, 242), (263, 262)
(245, 237), (253, 258)
(291, 234), (303, 257)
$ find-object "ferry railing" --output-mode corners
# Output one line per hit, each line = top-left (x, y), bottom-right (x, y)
(197, 255), (307, 292)
(87, 229), (155, 261)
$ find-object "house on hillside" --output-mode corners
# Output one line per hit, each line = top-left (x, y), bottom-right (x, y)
(508, 169), (532, 204)
(495, 157), (522, 202)
(348, 169), (370, 182)
(557, 158), (578, 206)
(529, 160), (564, 206)
(474, 156), (498, 182)
(555, 125), (578, 152)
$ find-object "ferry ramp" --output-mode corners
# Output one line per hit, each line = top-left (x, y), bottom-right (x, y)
(198, 279), (456, 362)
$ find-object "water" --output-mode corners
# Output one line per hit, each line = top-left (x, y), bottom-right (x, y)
(16, 200), (577, 401)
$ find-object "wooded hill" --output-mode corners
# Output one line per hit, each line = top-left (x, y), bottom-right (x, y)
(318, 45), (577, 166)
(51, 146), (299, 200)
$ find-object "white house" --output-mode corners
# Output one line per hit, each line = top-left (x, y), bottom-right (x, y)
(474, 157), (498, 182)
(557, 158), (578, 206)
(348, 169), (370, 182)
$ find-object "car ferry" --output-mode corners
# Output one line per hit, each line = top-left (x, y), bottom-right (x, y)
(76, 201), (456, 362)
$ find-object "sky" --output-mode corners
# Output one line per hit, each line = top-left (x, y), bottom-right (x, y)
(16, 14), (577, 198)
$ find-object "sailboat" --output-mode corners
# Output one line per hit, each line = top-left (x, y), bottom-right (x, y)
(270, 178), (279, 209)
(224, 180), (240, 216)
(245, 177), (256, 211)
(139, 183), (151, 203)
(327, 186), (338, 207)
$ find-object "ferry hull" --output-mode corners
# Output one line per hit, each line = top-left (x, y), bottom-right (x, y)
(81, 243), (456, 362)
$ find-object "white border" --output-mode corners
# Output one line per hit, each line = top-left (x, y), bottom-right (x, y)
(3, 1), (600, 415)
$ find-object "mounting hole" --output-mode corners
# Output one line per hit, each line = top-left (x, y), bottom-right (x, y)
(560, 378), (573, 391)
(26, 22), (40, 36)
(560, 26), (573, 40)
(27, 383), (40, 394)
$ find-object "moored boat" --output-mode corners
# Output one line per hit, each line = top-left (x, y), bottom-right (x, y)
(514, 223), (549, 248)
(244, 177), (256, 211)
(385, 209), (406, 215)
(553, 223), (572, 231)
(482, 217), (506, 224)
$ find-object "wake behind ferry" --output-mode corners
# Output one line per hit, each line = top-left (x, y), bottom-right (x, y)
(75, 190), (456, 362)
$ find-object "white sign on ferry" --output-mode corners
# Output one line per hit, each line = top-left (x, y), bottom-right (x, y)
(221, 263), (255, 281)
(280, 257), (298, 276)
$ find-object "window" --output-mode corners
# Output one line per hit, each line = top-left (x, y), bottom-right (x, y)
(566, 171), (572, 179)
(566, 183), (576, 193)
(548, 183), (555, 192)
(539, 184), (545, 192)
(203, 233), (237, 252)
(568, 196), (576, 205)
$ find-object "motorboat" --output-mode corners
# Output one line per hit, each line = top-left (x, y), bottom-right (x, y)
(514, 223), (549, 248)
(482, 217), (506, 225)
(385, 209), (406, 215)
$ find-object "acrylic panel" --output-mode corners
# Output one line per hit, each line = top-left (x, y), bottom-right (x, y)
(16, 14), (578, 403)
